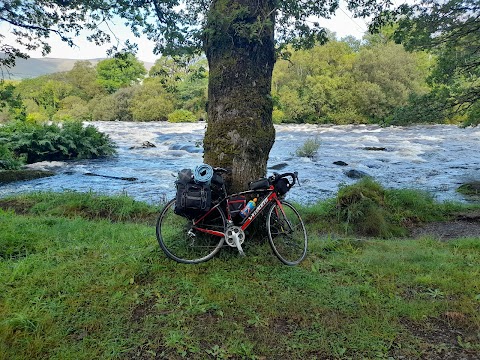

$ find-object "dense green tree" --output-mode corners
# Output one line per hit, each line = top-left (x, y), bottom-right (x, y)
(376, 0), (480, 126)
(96, 53), (146, 94)
(273, 41), (357, 123)
(0, 82), (26, 122)
(15, 76), (74, 120)
(149, 56), (190, 92)
(130, 82), (176, 121)
(66, 61), (105, 100)
(53, 96), (91, 122)
(89, 95), (117, 122)
(351, 42), (428, 120)
(147, 56), (208, 119)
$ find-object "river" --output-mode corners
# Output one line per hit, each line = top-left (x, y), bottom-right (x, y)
(1, 122), (479, 205)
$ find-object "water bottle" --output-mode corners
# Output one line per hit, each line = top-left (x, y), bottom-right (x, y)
(240, 198), (257, 218)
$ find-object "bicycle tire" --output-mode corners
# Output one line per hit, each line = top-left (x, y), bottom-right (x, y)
(156, 199), (226, 264)
(266, 200), (307, 265)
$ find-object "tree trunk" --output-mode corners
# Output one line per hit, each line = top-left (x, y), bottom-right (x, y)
(203, 0), (276, 192)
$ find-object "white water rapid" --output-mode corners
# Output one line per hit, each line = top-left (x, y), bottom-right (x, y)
(1, 122), (479, 205)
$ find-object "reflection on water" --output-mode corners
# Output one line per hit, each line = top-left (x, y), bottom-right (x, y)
(1, 121), (479, 204)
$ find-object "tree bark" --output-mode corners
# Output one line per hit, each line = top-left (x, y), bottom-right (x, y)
(203, 0), (276, 192)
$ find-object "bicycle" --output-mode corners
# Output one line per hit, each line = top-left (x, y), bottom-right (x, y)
(156, 169), (307, 265)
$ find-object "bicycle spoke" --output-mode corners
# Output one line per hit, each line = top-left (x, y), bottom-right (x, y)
(267, 201), (307, 265)
(156, 200), (226, 264)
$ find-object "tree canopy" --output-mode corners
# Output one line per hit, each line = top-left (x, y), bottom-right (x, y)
(374, 0), (480, 126)
(1, 0), (389, 71)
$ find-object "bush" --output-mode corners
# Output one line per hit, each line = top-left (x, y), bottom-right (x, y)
(295, 137), (320, 158)
(272, 109), (286, 124)
(167, 109), (197, 123)
(328, 178), (461, 237)
(0, 144), (23, 170)
(335, 178), (394, 237)
(0, 121), (116, 164)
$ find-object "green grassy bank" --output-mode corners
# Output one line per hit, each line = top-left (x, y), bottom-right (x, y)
(0, 190), (479, 359)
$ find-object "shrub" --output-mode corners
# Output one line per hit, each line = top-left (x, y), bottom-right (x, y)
(335, 178), (394, 237)
(272, 109), (286, 124)
(295, 137), (320, 158)
(328, 178), (461, 238)
(0, 144), (23, 170)
(167, 109), (197, 123)
(0, 121), (116, 164)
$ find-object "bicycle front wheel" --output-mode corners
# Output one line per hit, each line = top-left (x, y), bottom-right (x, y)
(266, 200), (307, 265)
(156, 199), (226, 264)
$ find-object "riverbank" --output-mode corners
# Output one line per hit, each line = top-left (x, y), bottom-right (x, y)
(1, 191), (479, 359)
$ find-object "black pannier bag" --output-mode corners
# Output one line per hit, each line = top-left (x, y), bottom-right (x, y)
(174, 169), (212, 219)
(210, 172), (224, 202)
(274, 178), (289, 196)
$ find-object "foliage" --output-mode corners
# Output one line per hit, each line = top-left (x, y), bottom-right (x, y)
(53, 96), (91, 122)
(167, 109), (197, 123)
(0, 144), (23, 170)
(0, 191), (479, 359)
(15, 76), (75, 120)
(272, 40), (428, 124)
(351, 42), (429, 121)
(96, 53), (147, 94)
(331, 178), (461, 237)
(376, 0), (480, 126)
(130, 81), (176, 122)
(65, 61), (105, 100)
(295, 137), (320, 158)
(0, 82), (26, 123)
(0, 121), (116, 163)
(89, 95), (117, 121)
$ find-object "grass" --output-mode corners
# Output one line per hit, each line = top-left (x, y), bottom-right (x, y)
(295, 137), (320, 159)
(0, 190), (479, 359)
(300, 178), (471, 238)
(0, 191), (162, 225)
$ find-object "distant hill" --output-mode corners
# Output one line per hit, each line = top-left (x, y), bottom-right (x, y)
(2, 56), (154, 80)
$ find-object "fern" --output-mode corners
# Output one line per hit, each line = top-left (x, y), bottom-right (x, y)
(0, 120), (116, 163)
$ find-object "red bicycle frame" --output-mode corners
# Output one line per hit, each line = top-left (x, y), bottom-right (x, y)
(191, 186), (283, 238)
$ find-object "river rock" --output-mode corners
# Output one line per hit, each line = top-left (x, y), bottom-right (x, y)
(333, 161), (348, 166)
(84, 173), (138, 182)
(363, 146), (387, 151)
(270, 163), (289, 170)
(0, 169), (55, 184)
(129, 141), (156, 150)
(344, 169), (370, 179)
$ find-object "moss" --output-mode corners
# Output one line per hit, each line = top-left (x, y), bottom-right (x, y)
(0, 170), (54, 184)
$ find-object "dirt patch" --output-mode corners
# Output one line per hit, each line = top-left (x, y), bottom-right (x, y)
(409, 211), (480, 240)
(395, 316), (480, 359)
(0, 198), (35, 215)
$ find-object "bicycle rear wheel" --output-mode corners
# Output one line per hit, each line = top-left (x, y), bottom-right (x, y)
(266, 200), (307, 265)
(156, 199), (226, 264)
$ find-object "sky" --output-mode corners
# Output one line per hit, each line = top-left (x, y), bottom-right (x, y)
(1, 5), (372, 63)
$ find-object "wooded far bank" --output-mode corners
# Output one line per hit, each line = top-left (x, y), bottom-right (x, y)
(1, 33), (477, 128)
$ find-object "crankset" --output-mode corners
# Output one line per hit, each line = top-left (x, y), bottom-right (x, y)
(225, 225), (246, 256)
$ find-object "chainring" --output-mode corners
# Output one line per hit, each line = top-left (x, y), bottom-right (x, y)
(225, 225), (245, 247)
